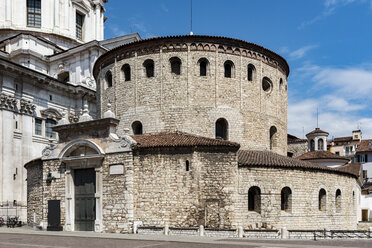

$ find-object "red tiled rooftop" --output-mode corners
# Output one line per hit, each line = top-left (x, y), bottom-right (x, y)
(356, 139), (372, 153)
(296, 150), (350, 162)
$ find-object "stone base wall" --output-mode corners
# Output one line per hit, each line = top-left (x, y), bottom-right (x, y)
(132, 148), (237, 229)
(101, 152), (134, 233)
(288, 142), (308, 157)
(234, 166), (360, 230)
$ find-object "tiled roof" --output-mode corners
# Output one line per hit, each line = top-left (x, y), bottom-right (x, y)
(132, 132), (240, 149)
(287, 134), (307, 144)
(356, 139), (372, 153)
(332, 136), (355, 143)
(306, 128), (329, 136)
(238, 150), (360, 178)
(296, 151), (349, 162)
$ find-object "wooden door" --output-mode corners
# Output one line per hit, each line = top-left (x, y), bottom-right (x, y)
(362, 209), (368, 222)
(74, 168), (96, 231)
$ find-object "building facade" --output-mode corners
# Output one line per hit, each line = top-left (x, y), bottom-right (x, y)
(0, 0), (140, 221)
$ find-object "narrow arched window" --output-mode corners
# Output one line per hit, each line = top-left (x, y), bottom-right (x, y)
(143, 59), (154, 78)
(224, 60), (234, 78)
(170, 57), (181, 75)
(105, 71), (112, 88)
(185, 160), (190, 171)
(279, 78), (283, 89)
(270, 126), (277, 150)
(281, 187), (292, 212)
(262, 77), (272, 92)
(122, 64), (131, 81)
(248, 64), (255, 81)
(318, 139), (324, 151)
(57, 71), (69, 83)
(336, 189), (341, 213)
(248, 186), (261, 213)
(198, 58), (209, 76)
(215, 118), (228, 140)
(310, 139), (315, 152)
(132, 121), (143, 135)
(319, 188), (326, 211)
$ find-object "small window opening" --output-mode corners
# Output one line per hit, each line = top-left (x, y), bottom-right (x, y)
(49, 95), (53, 101)
(262, 77), (272, 92)
(15, 84), (18, 91)
(185, 160), (190, 171)
(336, 189), (341, 213)
(76, 12), (84, 40)
(248, 186), (261, 213)
(269, 126), (277, 150)
(122, 64), (131, 81)
(105, 71), (113, 88)
(35, 118), (42, 135)
(248, 64), (255, 81)
(170, 57), (181, 75)
(224, 60), (234, 78)
(319, 188), (326, 211)
(279, 78), (283, 88)
(143, 59), (154, 78)
(281, 187), (292, 212)
(215, 118), (228, 140)
(318, 139), (324, 150)
(198, 58), (209, 76)
(132, 121), (143, 135)
(45, 118), (57, 138)
(310, 139), (315, 152)
(27, 0), (41, 27)
(15, 121), (18, 129)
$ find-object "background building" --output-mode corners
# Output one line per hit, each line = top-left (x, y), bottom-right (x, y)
(0, 0), (140, 221)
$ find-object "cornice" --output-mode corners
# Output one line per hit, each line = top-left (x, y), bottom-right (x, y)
(93, 35), (290, 79)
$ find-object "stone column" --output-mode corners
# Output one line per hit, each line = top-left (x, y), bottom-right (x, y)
(95, 167), (103, 232)
(65, 169), (72, 231)
(314, 137), (318, 151)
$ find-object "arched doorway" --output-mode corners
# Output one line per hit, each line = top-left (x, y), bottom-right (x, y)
(60, 140), (104, 232)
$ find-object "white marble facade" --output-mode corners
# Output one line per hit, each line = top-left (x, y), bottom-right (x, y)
(0, 0), (141, 221)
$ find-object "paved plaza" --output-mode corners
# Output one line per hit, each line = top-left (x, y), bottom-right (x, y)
(0, 228), (371, 248)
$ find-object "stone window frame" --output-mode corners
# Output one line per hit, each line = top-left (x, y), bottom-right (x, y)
(143, 59), (155, 78)
(169, 57), (182, 75)
(335, 189), (342, 213)
(281, 187), (292, 213)
(215, 118), (228, 140)
(198, 58), (209, 77)
(248, 64), (256, 81)
(318, 188), (327, 212)
(262, 77), (273, 93)
(27, 0), (41, 28)
(37, 108), (62, 139)
(248, 186), (261, 213)
(105, 70), (113, 88)
(132, 121), (143, 135)
(269, 126), (278, 150)
(121, 64), (131, 81)
(224, 60), (235, 78)
(76, 11), (85, 41)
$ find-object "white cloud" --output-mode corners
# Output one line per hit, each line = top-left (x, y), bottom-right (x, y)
(108, 25), (128, 37)
(289, 45), (318, 60)
(161, 3), (169, 12)
(299, 0), (360, 29)
(288, 63), (372, 139)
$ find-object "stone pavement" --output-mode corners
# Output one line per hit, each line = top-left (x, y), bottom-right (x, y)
(0, 227), (371, 248)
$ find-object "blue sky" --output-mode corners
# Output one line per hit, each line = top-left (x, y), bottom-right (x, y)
(104, 0), (372, 139)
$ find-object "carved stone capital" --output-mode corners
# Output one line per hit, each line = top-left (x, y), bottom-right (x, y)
(20, 99), (36, 115)
(0, 93), (17, 112)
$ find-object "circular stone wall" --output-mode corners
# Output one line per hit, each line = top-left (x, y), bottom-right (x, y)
(94, 35), (289, 154)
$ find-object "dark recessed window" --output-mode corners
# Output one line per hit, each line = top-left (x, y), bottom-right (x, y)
(122, 64), (131, 81)
(248, 186), (261, 213)
(198, 58), (209, 76)
(27, 0), (41, 27)
(224, 60), (234, 78)
(215, 118), (228, 140)
(35, 118), (42, 136)
(143, 59), (154, 78)
(248, 64), (255, 81)
(281, 187), (292, 212)
(170, 57), (181, 75)
(262, 77), (272, 92)
(270, 126), (277, 150)
(319, 188), (326, 211)
(185, 160), (190, 171)
(132, 121), (143, 135)
(105, 71), (113, 88)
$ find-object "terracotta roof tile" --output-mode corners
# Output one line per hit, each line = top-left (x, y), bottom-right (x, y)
(296, 151), (350, 162)
(356, 139), (372, 153)
(238, 150), (360, 178)
(306, 128), (329, 136)
(332, 136), (355, 143)
(287, 134), (307, 144)
(132, 132), (240, 149)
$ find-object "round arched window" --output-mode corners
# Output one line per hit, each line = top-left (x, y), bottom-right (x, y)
(262, 77), (272, 92)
